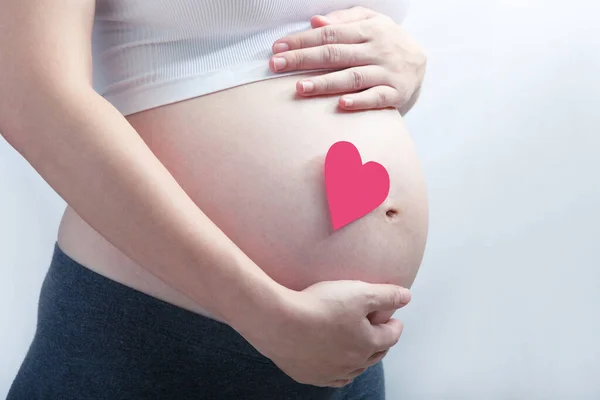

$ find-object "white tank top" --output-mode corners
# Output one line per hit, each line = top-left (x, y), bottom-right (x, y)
(92, 0), (410, 116)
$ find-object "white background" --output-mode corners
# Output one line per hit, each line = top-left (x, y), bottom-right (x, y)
(2, 0), (599, 398)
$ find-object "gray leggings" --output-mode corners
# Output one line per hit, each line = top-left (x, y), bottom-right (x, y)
(8, 242), (386, 399)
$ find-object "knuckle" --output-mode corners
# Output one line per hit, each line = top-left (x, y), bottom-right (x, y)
(361, 20), (376, 40)
(325, 44), (343, 63)
(369, 335), (381, 350)
(376, 90), (389, 107)
(369, 20), (387, 37)
(355, 25), (369, 42)
(367, 339), (390, 354)
(295, 35), (306, 50)
(321, 25), (337, 44)
(349, 70), (365, 90)
(378, 45), (396, 61)
(391, 289), (404, 308)
(292, 50), (305, 67)
(364, 290), (378, 309)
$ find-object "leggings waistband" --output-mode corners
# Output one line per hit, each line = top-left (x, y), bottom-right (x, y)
(41, 242), (267, 360)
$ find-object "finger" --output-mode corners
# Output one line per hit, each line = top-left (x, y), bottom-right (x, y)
(269, 43), (371, 72)
(321, 6), (379, 25)
(370, 318), (404, 352)
(346, 367), (368, 380)
(367, 309), (395, 325)
(295, 66), (387, 96)
(273, 22), (367, 54)
(366, 349), (389, 365)
(328, 379), (353, 388)
(310, 15), (333, 29)
(340, 85), (406, 110)
(364, 284), (411, 314)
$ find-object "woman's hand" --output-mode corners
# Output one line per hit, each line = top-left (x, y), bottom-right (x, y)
(270, 6), (427, 113)
(241, 280), (411, 388)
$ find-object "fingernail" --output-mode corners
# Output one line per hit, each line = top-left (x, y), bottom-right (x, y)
(273, 42), (289, 53)
(342, 97), (353, 107)
(301, 80), (314, 93)
(272, 57), (287, 71)
(399, 288), (411, 303)
(315, 15), (332, 24)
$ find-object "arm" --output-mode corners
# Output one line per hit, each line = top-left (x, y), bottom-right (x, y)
(0, 0), (284, 329)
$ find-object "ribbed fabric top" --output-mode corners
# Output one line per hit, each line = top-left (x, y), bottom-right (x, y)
(92, 0), (409, 116)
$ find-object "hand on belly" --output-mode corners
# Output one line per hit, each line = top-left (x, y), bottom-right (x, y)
(128, 73), (429, 293)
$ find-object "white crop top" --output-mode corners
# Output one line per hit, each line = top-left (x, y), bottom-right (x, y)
(92, 0), (410, 116)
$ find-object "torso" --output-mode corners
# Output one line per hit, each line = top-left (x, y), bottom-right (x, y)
(57, 72), (428, 318)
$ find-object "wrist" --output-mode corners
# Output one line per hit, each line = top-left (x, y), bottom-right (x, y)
(217, 262), (298, 337)
(227, 279), (307, 361)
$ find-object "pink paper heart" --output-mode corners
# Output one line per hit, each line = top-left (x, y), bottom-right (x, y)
(325, 141), (390, 230)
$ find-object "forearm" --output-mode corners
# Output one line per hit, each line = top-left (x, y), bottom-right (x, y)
(1, 84), (289, 329)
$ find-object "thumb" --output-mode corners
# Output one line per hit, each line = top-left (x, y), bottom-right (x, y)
(364, 284), (411, 313)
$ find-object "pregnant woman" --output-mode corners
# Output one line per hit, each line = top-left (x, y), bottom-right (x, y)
(2, 1), (428, 399)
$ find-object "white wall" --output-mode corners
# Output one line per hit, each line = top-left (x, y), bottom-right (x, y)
(2, 0), (599, 398)
(387, 0), (600, 398)
(0, 140), (66, 394)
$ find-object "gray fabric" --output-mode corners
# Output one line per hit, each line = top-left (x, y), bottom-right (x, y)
(7, 242), (385, 400)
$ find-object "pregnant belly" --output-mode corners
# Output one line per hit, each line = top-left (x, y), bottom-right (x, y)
(59, 72), (428, 316)
(130, 72), (428, 291)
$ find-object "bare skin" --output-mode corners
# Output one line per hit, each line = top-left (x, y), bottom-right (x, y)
(0, 0), (427, 389)
(59, 71), (428, 319)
